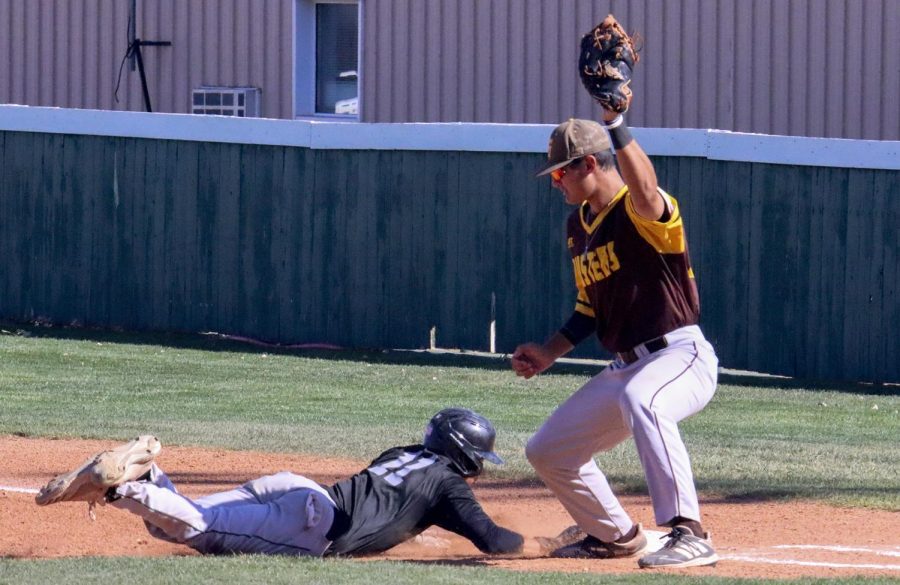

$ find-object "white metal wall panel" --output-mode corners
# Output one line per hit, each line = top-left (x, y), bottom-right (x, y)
(0, 0), (293, 118)
(361, 0), (900, 139)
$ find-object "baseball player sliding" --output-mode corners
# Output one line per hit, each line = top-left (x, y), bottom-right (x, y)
(36, 408), (523, 557)
(512, 16), (719, 568)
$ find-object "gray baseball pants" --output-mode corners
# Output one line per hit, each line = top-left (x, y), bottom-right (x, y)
(526, 325), (718, 542)
(111, 464), (336, 556)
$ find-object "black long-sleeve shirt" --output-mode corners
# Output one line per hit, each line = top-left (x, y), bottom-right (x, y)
(324, 445), (523, 557)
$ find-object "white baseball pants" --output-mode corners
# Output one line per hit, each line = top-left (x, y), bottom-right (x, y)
(526, 325), (718, 542)
(111, 464), (336, 556)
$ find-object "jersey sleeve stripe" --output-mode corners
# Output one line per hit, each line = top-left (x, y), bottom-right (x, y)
(624, 187), (687, 254)
(575, 302), (595, 317)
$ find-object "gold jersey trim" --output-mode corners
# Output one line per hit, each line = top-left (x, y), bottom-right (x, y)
(574, 289), (595, 317)
(579, 185), (628, 233)
(575, 303), (595, 317)
(624, 187), (687, 254)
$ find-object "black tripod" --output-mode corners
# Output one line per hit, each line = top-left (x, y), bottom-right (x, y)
(126, 39), (171, 112)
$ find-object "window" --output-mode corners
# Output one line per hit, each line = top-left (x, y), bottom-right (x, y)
(316, 4), (358, 115)
(294, 0), (360, 119)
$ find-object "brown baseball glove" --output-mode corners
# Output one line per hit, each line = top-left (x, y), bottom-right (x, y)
(578, 14), (640, 113)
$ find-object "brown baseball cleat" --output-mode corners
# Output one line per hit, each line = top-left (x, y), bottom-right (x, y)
(550, 523), (648, 559)
(536, 524), (588, 555)
(35, 435), (161, 506)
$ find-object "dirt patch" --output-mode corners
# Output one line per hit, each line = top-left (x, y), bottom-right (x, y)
(1, 435), (897, 579)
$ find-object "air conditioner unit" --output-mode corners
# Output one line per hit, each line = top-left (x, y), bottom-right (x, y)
(191, 86), (261, 117)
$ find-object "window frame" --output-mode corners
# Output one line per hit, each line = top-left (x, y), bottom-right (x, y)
(293, 0), (362, 121)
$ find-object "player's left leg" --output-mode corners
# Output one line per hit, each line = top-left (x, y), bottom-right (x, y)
(112, 471), (336, 556)
(189, 473), (336, 556)
(616, 325), (719, 567)
(238, 471), (334, 505)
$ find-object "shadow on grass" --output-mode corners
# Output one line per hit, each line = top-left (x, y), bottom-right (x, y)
(171, 470), (346, 486)
(1, 319), (510, 367)
(506, 474), (899, 508)
(699, 484), (900, 507)
(159, 474), (551, 494)
(170, 470), (897, 505)
(389, 557), (496, 568)
(2, 319), (896, 395)
(714, 372), (896, 395)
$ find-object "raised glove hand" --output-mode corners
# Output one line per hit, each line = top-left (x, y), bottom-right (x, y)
(578, 14), (640, 113)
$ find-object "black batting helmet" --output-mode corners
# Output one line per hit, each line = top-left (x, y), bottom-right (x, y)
(423, 407), (504, 477)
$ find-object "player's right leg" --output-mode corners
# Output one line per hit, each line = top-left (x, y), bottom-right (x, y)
(109, 463), (211, 544)
(525, 369), (647, 558)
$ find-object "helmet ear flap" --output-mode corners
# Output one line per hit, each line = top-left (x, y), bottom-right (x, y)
(447, 428), (484, 476)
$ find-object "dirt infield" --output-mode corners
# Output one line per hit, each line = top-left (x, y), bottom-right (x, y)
(1, 435), (897, 579)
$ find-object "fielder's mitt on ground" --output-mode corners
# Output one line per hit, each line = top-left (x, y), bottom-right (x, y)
(578, 14), (640, 113)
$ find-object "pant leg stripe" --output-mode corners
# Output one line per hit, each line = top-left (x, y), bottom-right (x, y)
(120, 494), (314, 553)
(647, 341), (700, 519)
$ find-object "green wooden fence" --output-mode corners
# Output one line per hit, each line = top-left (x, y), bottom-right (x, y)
(1, 131), (897, 383)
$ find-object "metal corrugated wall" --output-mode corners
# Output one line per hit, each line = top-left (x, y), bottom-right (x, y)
(1, 0), (129, 110)
(3, 0), (898, 137)
(361, 0), (900, 139)
(1, 129), (898, 382)
(0, 0), (293, 118)
(139, 0), (293, 119)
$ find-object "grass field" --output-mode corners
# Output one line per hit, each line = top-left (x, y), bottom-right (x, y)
(2, 556), (900, 585)
(1, 323), (898, 584)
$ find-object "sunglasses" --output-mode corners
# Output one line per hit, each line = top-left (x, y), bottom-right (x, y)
(549, 158), (582, 182)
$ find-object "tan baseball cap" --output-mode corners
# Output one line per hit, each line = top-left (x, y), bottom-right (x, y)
(535, 118), (611, 177)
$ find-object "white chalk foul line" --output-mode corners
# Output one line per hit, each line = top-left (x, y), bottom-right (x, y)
(773, 544), (900, 558)
(723, 554), (900, 571)
(0, 484), (40, 495)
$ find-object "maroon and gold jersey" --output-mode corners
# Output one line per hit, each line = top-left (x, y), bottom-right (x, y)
(566, 185), (700, 353)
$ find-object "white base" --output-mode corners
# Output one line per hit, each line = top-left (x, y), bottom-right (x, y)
(644, 530), (669, 553)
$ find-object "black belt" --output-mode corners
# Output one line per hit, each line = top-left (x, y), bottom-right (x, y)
(616, 336), (669, 365)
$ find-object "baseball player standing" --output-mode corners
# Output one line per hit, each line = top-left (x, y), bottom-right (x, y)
(511, 16), (719, 569)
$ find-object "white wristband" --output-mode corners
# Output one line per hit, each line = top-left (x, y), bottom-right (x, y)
(604, 115), (633, 149)
(604, 114), (625, 130)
